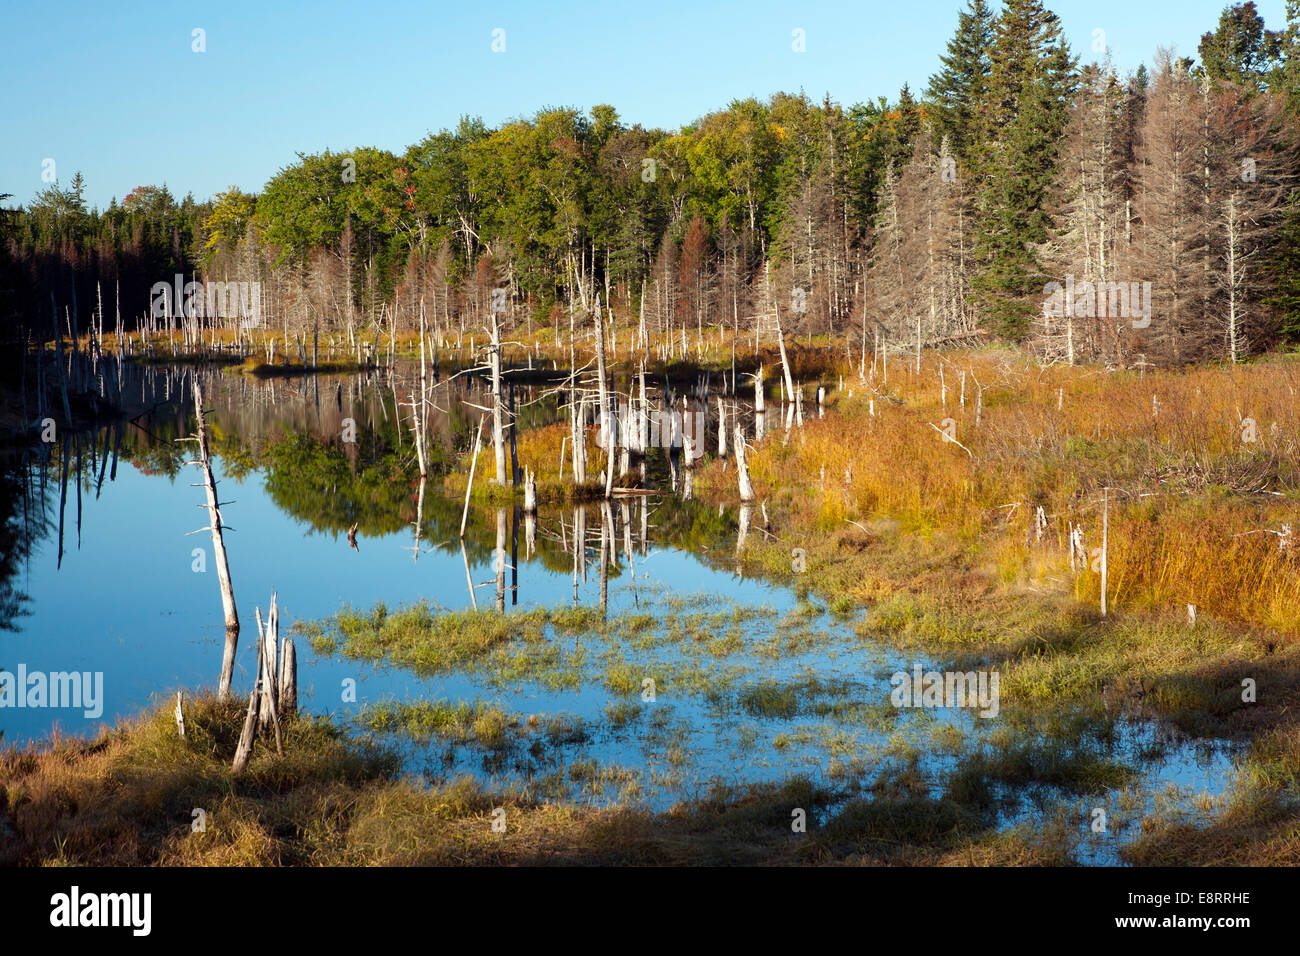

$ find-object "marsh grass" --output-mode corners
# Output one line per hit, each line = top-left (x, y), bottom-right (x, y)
(282, 579), (1278, 864)
(297, 602), (551, 676)
(3, 690), (1270, 865)
(732, 675), (858, 720)
(701, 350), (1300, 635)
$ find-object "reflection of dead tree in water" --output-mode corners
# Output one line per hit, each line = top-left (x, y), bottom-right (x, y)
(510, 506), (519, 608)
(572, 505), (587, 603)
(495, 507), (508, 613)
(461, 539), (477, 611)
(620, 499), (640, 609)
(181, 378), (241, 699)
(347, 521), (359, 551)
(55, 437), (69, 569)
(407, 477), (426, 562)
(736, 503), (753, 564)
(599, 501), (616, 618)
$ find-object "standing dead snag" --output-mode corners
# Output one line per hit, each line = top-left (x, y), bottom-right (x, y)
(187, 379), (240, 699)
(717, 397), (727, 457)
(734, 424), (755, 502)
(593, 295), (614, 497)
(508, 381), (520, 485)
(524, 468), (537, 514)
(279, 638), (297, 718)
(638, 363), (649, 477)
(568, 334), (587, 484)
(773, 308), (796, 429)
(461, 413), (486, 538)
(488, 308), (508, 486)
(409, 309), (430, 477)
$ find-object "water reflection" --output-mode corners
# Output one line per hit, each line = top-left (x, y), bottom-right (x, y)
(0, 357), (1248, 865)
(0, 359), (767, 745)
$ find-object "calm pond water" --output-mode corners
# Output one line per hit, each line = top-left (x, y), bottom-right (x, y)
(0, 358), (1239, 863)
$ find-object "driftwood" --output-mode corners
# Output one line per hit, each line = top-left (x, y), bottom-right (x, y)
(926, 328), (989, 347)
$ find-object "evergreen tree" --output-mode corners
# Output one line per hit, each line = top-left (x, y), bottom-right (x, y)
(925, 0), (995, 161)
(971, 0), (1078, 340)
(1198, 2), (1284, 93)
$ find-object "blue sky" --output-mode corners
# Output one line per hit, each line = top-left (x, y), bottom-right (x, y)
(2, 0), (1291, 209)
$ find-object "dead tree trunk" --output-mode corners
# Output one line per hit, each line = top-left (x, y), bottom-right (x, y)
(255, 595), (282, 755)
(508, 381), (520, 486)
(278, 638), (297, 717)
(232, 682), (259, 773)
(734, 424), (755, 501)
(717, 397), (727, 457)
(191, 379), (240, 699)
(489, 310), (507, 485)
(524, 468), (537, 514)
(461, 413), (485, 538)
(594, 297), (614, 497)
(569, 332), (587, 484)
(773, 311), (796, 430)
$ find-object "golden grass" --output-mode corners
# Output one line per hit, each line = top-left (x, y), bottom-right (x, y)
(700, 349), (1300, 635)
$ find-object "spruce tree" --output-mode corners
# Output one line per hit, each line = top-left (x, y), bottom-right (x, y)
(925, 0), (995, 162)
(971, 0), (1078, 340)
(1197, 1), (1283, 93)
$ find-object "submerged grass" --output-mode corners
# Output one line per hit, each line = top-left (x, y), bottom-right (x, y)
(0, 695), (1109, 866)
(4, 679), (1288, 864)
(282, 566), (1293, 864)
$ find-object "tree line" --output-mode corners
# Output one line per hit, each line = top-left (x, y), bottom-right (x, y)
(2, 0), (1299, 366)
